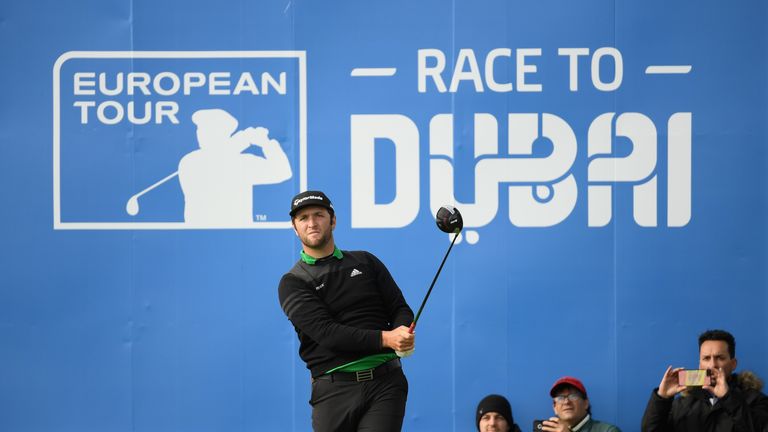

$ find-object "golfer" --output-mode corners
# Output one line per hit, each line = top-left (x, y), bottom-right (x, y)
(278, 190), (415, 432)
(178, 108), (291, 226)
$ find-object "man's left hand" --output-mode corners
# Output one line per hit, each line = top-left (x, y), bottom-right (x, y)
(382, 326), (415, 352)
(704, 367), (729, 398)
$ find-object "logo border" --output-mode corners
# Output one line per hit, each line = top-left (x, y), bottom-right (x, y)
(52, 50), (306, 230)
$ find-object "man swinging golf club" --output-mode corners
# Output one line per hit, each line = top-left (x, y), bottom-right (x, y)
(278, 190), (415, 432)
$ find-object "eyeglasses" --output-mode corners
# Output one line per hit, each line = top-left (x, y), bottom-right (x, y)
(553, 394), (583, 404)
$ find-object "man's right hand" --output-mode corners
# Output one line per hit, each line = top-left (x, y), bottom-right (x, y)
(657, 366), (686, 398)
(382, 326), (415, 352)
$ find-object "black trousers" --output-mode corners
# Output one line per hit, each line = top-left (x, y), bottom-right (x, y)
(310, 367), (408, 432)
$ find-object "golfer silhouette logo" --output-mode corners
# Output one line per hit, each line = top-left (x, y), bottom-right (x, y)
(125, 108), (292, 227)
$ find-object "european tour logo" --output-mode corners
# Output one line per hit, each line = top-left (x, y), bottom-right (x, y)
(53, 51), (306, 229)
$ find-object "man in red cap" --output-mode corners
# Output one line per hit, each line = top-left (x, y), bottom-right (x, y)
(540, 376), (621, 432)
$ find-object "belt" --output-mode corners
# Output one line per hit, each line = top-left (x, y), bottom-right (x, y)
(315, 358), (402, 383)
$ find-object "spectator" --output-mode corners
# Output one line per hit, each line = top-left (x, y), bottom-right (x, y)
(641, 329), (768, 432)
(476, 394), (521, 432)
(541, 376), (621, 432)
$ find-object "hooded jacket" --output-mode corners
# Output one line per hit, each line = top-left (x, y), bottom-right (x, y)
(641, 371), (768, 432)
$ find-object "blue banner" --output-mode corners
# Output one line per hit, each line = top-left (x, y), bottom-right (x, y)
(1, 0), (766, 431)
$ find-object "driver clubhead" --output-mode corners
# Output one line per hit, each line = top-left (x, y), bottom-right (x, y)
(435, 205), (463, 234)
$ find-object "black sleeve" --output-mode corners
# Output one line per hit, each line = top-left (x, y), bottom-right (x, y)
(717, 388), (759, 432)
(748, 390), (768, 432)
(641, 389), (674, 432)
(365, 252), (414, 329)
(278, 273), (382, 352)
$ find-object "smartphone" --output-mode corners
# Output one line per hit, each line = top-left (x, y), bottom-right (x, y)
(678, 369), (712, 386)
(533, 420), (545, 431)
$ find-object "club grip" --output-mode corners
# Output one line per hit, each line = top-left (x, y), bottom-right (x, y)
(396, 349), (414, 358)
(408, 322), (415, 334)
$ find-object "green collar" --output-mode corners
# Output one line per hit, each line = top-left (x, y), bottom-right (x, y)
(300, 246), (343, 265)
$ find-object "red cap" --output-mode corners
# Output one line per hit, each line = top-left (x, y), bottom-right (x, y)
(550, 376), (588, 398)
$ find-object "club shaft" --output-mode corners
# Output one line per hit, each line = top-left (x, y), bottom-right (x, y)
(133, 171), (179, 200)
(409, 232), (459, 333)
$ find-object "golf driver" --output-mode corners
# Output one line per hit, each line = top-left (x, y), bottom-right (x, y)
(396, 205), (463, 357)
(125, 171), (179, 216)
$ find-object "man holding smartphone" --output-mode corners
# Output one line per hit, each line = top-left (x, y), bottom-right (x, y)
(641, 329), (768, 432)
(538, 376), (621, 432)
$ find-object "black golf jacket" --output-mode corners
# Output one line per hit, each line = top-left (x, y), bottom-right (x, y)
(278, 250), (413, 377)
